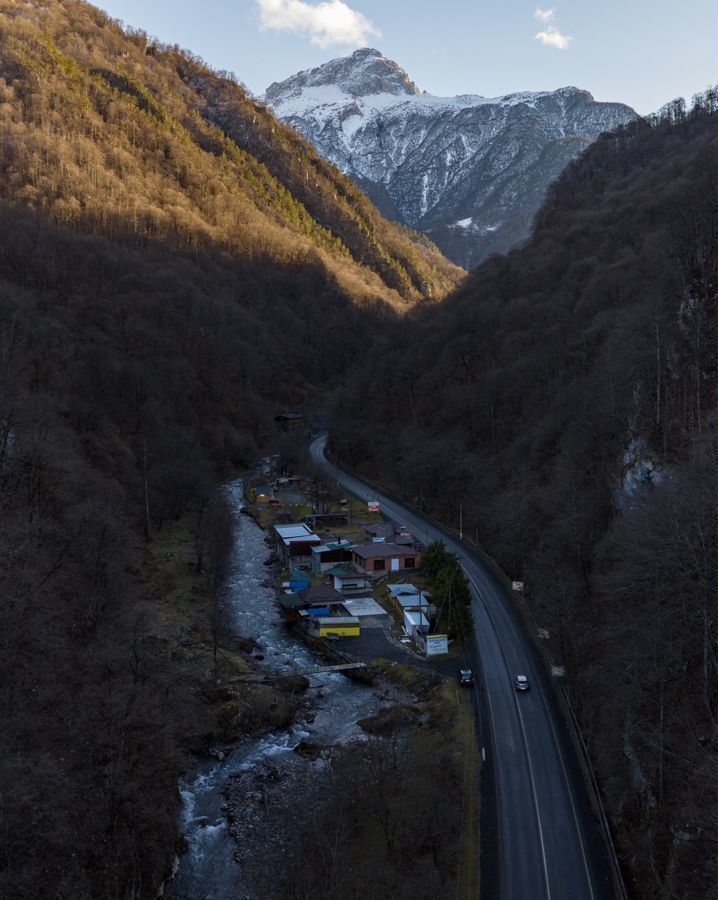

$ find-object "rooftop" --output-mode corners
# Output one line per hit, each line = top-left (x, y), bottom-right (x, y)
(298, 584), (344, 604)
(388, 583), (419, 597)
(341, 598), (388, 618)
(311, 540), (353, 554)
(352, 543), (420, 560)
(274, 523), (320, 545)
(325, 566), (367, 581)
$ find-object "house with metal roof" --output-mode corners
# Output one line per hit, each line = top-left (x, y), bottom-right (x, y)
(363, 523), (418, 546)
(273, 523), (322, 566)
(351, 543), (422, 575)
(387, 583), (433, 611)
(404, 610), (430, 637)
(324, 566), (372, 595)
(310, 539), (354, 573)
(296, 584), (344, 607)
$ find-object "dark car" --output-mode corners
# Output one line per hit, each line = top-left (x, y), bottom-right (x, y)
(458, 668), (476, 687)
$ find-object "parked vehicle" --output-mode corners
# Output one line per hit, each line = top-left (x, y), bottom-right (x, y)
(514, 675), (530, 691)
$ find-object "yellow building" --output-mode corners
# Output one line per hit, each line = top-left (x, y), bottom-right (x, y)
(311, 616), (360, 638)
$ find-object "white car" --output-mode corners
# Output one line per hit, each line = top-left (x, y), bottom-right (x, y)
(514, 675), (530, 692)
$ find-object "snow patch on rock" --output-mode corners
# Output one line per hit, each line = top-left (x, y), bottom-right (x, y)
(620, 437), (664, 506)
(266, 49), (638, 267)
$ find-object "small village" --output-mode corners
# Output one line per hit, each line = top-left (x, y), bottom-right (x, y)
(246, 423), (456, 665)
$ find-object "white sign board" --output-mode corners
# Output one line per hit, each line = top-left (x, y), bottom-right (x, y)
(425, 634), (449, 657)
(512, 581), (524, 592)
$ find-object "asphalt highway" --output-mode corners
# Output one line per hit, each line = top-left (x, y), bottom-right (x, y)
(310, 436), (616, 900)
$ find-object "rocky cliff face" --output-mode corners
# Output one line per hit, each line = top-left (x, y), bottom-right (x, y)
(266, 49), (638, 268)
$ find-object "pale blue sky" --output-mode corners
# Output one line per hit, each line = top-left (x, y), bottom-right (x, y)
(96, 0), (716, 114)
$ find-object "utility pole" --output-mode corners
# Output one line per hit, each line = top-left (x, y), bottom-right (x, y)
(142, 433), (151, 543)
(459, 503), (463, 541)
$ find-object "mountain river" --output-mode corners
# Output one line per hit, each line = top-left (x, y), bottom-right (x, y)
(167, 481), (392, 899)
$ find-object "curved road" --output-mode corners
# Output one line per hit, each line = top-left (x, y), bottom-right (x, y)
(310, 436), (616, 900)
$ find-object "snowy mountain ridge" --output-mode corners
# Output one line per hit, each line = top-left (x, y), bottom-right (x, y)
(266, 49), (639, 268)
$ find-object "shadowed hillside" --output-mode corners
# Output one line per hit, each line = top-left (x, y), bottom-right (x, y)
(331, 96), (718, 899)
(0, 1), (463, 896)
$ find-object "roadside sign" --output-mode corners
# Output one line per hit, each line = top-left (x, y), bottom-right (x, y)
(425, 634), (449, 656)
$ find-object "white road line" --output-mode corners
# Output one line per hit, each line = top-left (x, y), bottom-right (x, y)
(538, 673), (596, 900)
(469, 561), (595, 900)
(465, 568), (552, 900)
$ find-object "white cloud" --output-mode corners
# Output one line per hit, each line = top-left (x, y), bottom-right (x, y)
(534, 7), (555, 23)
(257, 0), (381, 49)
(535, 25), (572, 49)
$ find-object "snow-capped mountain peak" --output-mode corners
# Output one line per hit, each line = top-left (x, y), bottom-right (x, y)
(266, 51), (638, 268)
(266, 48), (421, 107)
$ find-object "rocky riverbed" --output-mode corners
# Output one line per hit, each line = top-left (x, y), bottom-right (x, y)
(168, 481), (412, 899)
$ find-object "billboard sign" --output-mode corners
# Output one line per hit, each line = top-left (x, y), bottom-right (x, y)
(425, 634), (449, 657)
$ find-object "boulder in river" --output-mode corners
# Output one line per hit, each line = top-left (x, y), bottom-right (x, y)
(227, 634), (259, 654)
(293, 740), (324, 759)
(357, 704), (420, 735)
(275, 674), (310, 694)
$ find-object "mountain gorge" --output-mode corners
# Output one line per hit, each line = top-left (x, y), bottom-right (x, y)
(0, 1), (716, 898)
(0, 2), (460, 895)
(267, 48), (638, 268)
(331, 98), (718, 899)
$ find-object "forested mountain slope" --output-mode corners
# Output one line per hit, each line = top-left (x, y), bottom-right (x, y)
(0, 2), (462, 896)
(0, 1), (460, 304)
(331, 97), (718, 899)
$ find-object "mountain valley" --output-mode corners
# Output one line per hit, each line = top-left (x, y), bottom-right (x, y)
(0, 2), (715, 899)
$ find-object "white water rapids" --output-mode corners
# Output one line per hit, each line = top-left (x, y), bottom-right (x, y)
(167, 482), (386, 899)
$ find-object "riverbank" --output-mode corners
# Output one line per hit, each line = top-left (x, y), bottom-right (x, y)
(140, 516), (298, 754)
(160, 480), (479, 898)
(165, 482), (425, 897)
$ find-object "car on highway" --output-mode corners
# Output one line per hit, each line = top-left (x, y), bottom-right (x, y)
(514, 675), (530, 692)
(458, 668), (476, 687)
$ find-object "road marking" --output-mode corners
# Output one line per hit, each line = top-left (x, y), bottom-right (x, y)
(465, 569), (552, 900)
(539, 672), (596, 900)
(465, 562), (595, 899)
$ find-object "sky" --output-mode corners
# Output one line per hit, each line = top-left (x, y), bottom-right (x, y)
(95, 0), (717, 115)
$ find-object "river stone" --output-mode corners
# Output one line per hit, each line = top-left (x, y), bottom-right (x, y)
(275, 674), (310, 694)
(293, 740), (323, 759)
(357, 704), (420, 735)
(227, 634), (258, 654)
